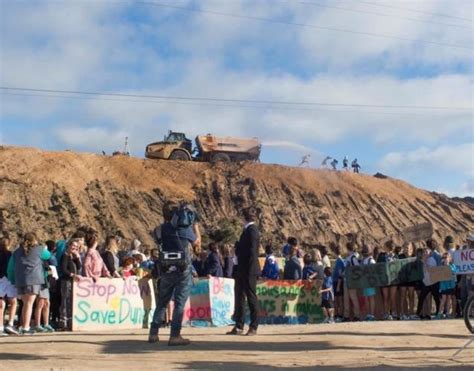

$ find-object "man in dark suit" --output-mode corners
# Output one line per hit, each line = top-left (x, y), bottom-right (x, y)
(227, 207), (261, 336)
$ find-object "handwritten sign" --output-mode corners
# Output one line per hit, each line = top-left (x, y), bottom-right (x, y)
(452, 249), (474, 274)
(346, 258), (424, 289)
(257, 280), (323, 325)
(402, 222), (433, 242)
(72, 278), (155, 331)
(426, 266), (453, 284)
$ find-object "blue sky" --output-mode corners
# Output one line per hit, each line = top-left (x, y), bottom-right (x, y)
(0, 0), (472, 196)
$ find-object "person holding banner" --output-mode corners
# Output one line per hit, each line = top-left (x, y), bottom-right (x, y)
(416, 248), (441, 320)
(227, 207), (260, 336)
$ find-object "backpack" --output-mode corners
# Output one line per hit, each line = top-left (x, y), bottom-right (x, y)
(158, 222), (192, 272)
(170, 204), (196, 229)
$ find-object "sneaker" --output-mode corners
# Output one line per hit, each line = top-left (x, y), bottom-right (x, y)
(148, 334), (159, 344)
(410, 314), (420, 320)
(168, 336), (191, 346)
(43, 324), (55, 333)
(4, 325), (20, 336)
(323, 318), (330, 324)
(335, 316), (343, 323)
(34, 325), (47, 333)
(328, 318), (335, 324)
(435, 313), (442, 320)
(341, 317), (351, 322)
(20, 327), (35, 336)
(0, 330), (7, 337)
(366, 315), (376, 321)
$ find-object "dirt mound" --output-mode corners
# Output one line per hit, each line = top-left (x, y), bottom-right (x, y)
(0, 146), (472, 249)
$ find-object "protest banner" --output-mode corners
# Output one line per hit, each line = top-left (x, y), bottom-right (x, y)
(256, 280), (324, 325)
(426, 266), (453, 284)
(182, 278), (323, 326)
(72, 277), (155, 331)
(452, 249), (474, 274)
(402, 222), (433, 242)
(181, 277), (235, 327)
(346, 258), (423, 289)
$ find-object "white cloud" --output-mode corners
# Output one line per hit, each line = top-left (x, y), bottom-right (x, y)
(379, 142), (474, 176)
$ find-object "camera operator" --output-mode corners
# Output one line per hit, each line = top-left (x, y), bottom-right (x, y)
(148, 201), (201, 346)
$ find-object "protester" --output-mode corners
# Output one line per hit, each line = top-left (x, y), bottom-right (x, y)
(302, 253), (317, 280)
(205, 243), (223, 278)
(59, 239), (82, 331)
(319, 267), (335, 323)
(351, 159), (361, 173)
(0, 232), (19, 335)
(416, 247), (441, 320)
(102, 235), (121, 278)
(149, 201), (201, 346)
(332, 244), (345, 322)
(284, 246), (302, 280)
(33, 246), (57, 333)
(46, 240), (61, 328)
(330, 158), (338, 170)
(227, 207), (260, 336)
(444, 236), (456, 258)
(222, 244), (234, 279)
(261, 244), (280, 280)
(398, 242), (416, 320)
(377, 242), (398, 320)
(193, 250), (208, 277)
(282, 237), (300, 259)
(438, 253), (457, 319)
(343, 242), (360, 321)
(121, 257), (136, 278)
(83, 234), (110, 281)
(320, 246), (331, 268)
(361, 245), (376, 321)
(342, 156), (349, 171)
(7, 232), (51, 335)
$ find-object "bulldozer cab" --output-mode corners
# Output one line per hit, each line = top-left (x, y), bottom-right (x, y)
(163, 131), (192, 152)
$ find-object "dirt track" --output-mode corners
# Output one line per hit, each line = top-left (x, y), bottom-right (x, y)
(1, 320), (473, 370)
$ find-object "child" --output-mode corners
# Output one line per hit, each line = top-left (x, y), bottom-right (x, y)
(0, 232), (19, 335)
(361, 245), (376, 321)
(302, 253), (317, 280)
(332, 244), (345, 322)
(261, 244), (280, 280)
(121, 257), (136, 278)
(319, 267), (335, 323)
(438, 253), (457, 319)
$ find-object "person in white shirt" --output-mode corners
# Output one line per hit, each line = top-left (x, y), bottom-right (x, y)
(415, 248), (441, 319)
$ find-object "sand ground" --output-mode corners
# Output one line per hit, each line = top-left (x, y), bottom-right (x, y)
(0, 320), (473, 370)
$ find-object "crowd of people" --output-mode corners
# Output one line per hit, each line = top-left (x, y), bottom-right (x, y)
(1, 224), (473, 337)
(0, 228), (157, 336)
(321, 156), (361, 172)
(259, 235), (474, 324)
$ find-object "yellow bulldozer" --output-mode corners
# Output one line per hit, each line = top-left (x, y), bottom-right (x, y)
(145, 130), (261, 162)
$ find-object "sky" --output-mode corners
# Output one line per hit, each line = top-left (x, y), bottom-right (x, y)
(0, 0), (473, 196)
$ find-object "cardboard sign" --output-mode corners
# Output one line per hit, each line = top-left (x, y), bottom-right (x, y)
(452, 249), (474, 274)
(402, 222), (433, 242)
(426, 266), (454, 284)
(257, 280), (323, 325)
(72, 277), (155, 331)
(346, 258), (423, 289)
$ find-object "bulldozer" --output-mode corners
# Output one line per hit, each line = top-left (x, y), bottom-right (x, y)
(145, 130), (261, 162)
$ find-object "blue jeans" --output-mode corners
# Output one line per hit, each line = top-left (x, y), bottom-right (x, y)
(149, 266), (192, 337)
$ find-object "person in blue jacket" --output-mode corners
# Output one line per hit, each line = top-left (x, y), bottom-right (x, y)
(261, 244), (280, 280)
(205, 243), (223, 277)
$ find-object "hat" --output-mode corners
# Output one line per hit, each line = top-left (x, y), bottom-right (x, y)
(467, 234), (474, 242)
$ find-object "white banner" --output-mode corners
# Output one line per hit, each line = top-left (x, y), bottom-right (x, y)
(452, 249), (474, 275)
